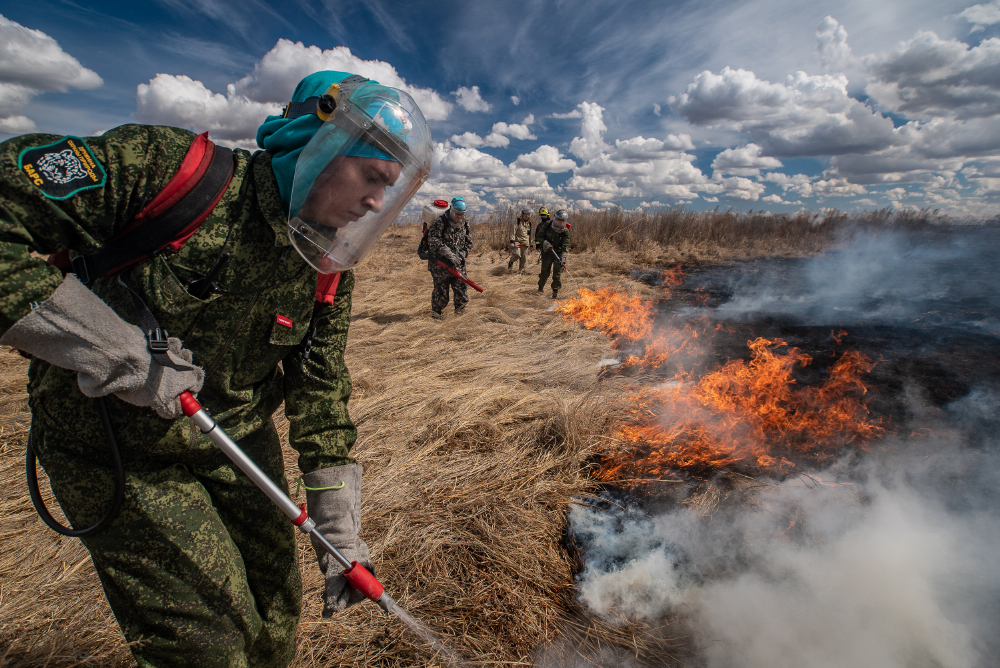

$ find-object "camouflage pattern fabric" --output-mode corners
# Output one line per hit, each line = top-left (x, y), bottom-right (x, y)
(429, 263), (469, 313)
(426, 212), (471, 268)
(534, 220), (570, 292)
(426, 213), (472, 314)
(1, 124), (359, 667)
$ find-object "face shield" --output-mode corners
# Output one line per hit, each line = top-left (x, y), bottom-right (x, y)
(288, 82), (432, 273)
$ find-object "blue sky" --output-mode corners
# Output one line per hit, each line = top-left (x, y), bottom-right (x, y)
(4, 0), (1000, 216)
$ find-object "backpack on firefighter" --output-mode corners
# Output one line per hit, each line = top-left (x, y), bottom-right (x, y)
(418, 199), (449, 260)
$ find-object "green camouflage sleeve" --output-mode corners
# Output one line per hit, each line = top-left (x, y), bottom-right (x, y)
(282, 270), (358, 473)
(0, 124), (198, 333)
(427, 216), (460, 266)
(557, 230), (570, 255)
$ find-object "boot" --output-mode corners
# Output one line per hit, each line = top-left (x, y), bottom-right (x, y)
(538, 285), (544, 292)
(431, 310), (444, 320)
(552, 289), (559, 299)
(454, 306), (466, 316)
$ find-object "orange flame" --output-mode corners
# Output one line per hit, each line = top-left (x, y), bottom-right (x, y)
(556, 275), (885, 479)
(604, 338), (884, 479)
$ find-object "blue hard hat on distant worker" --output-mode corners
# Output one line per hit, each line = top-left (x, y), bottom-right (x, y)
(258, 70), (433, 274)
(451, 197), (467, 212)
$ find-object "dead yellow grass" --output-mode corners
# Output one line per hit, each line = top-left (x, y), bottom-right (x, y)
(0, 228), (684, 666)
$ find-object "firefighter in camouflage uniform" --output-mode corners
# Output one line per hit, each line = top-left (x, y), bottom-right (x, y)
(427, 197), (473, 317)
(535, 208), (571, 299)
(0, 71), (432, 668)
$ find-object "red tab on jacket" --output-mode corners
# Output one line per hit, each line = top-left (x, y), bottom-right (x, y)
(276, 314), (293, 328)
(314, 272), (342, 305)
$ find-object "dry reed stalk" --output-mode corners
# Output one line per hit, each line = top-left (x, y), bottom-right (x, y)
(469, 205), (949, 263)
(0, 228), (678, 666)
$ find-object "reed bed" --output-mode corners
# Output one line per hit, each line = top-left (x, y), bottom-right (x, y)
(468, 203), (948, 263)
(0, 228), (689, 667)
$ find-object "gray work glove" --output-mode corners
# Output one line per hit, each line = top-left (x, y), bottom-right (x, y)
(542, 240), (553, 251)
(561, 253), (568, 265)
(303, 464), (373, 616)
(0, 274), (203, 419)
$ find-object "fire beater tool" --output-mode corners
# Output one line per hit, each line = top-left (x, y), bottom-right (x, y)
(178, 391), (396, 613)
(435, 259), (485, 293)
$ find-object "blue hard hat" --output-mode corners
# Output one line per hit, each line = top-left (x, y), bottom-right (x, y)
(451, 197), (467, 212)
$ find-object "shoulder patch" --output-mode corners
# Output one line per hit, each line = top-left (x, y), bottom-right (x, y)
(17, 136), (107, 200)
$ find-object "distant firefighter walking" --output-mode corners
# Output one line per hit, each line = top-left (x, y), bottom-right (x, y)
(507, 207), (533, 273)
(428, 197), (473, 317)
(535, 209), (570, 299)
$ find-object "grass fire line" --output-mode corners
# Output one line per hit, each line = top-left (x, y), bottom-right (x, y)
(556, 266), (885, 480)
(1, 220), (945, 666)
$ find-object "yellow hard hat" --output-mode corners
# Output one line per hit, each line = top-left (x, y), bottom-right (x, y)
(539, 207), (549, 216)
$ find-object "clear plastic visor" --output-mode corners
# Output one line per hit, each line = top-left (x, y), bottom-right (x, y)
(288, 88), (431, 274)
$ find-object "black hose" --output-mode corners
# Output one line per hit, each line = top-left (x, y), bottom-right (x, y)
(26, 395), (126, 537)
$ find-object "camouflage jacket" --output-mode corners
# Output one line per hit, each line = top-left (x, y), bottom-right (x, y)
(534, 220), (570, 256)
(0, 125), (356, 473)
(427, 213), (472, 269)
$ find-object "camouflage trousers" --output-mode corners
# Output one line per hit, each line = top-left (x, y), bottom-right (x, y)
(30, 398), (301, 668)
(507, 244), (528, 272)
(429, 264), (468, 314)
(538, 253), (563, 292)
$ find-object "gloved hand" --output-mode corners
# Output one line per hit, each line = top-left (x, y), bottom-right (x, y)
(542, 240), (553, 251)
(302, 463), (373, 616)
(0, 274), (203, 419)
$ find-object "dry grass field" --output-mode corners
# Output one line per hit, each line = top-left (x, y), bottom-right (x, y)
(0, 211), (948, 667)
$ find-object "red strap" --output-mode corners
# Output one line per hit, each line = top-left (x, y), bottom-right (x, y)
(134, 133), (212, 224)
(315, 272), (341, 305)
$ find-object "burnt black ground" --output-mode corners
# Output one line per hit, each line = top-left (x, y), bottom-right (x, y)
(629, 226), (1000, 431)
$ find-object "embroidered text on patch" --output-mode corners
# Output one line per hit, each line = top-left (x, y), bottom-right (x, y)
(18, 137), (107, 200)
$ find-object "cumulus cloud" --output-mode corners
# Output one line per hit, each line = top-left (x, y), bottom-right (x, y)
(670, 66), (897, 157)
(452, 85), (492, 113)
(427, 141), (555, 202)
(563, 102), (610, 160)
(613, 135), (696, 158)
(136, 74), (280, 148)
(452, 115), (538, 149)
(0, 114), (36, 134)
(865, 31), (1000, 120)
(450, 131), (485, 148)
(511, 95), (520, 106)
(653, 103), (662, 116)
(514, 145), (577, 172)
(135, 38), (453, 148)
(959, 1), (1000, 31)
(229, 39), (451, 120)
(712, 143), (783, 176)
(0, 14), (102, 133)
(816, 16), (856, 71)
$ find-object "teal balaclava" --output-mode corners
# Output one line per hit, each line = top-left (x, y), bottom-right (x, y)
(257, 70), (390, 215)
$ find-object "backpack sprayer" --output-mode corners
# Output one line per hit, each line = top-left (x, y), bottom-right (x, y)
(177, 391), (396, 613)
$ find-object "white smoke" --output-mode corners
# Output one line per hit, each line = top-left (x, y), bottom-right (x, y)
(568, 392), (1000, 668)
(705, 228), (1000, 334)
